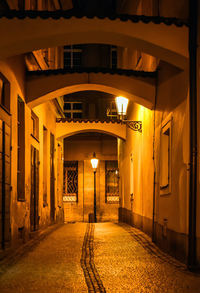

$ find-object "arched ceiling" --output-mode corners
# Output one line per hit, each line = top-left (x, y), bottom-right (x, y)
(27, 69), (155, 109)
(56, 119), (127, 140)
(0, 14), (188, 69)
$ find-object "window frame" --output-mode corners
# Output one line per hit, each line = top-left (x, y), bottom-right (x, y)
(63, 161), (78, 203)
(160, 113), (172, 196)
(105, 160), (119, 204)
(64, 101), (83, 119)
(31, 110), (39, 141)
(63, 45), (82, 69)
(0, 73), (10, 113)
(110, 45), (117, 69)
(17, 95), (25, 201)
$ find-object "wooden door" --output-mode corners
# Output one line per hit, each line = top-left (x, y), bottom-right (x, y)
(30, 146), (39, 232)
(0, 120), (11, 249)
(50, 133), (55, 222)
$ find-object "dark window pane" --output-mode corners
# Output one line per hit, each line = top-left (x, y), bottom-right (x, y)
(64, 103), (71, 110)
(64, 45), (71, 50)
(64, 63), (71, 69)
(73, 54), (81, 66)
(73, 52), (81, 58)
(30, 0), (38, 10)
(65, 113), (71, 118)
(73, 103), (82, 110)
(74, 44), (82, 49)
(112, 50), (117, 69)
(18, 0), (25, 10)
(73, 112), (82, 119)
(64, 52), (71, 58)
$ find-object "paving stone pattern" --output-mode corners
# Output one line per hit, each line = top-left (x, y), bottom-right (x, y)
(94, 223), (200, 293)
(0, 222), (200, 292)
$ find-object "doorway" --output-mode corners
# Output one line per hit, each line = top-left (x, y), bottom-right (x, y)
(0, 120), (11, 249)
(30, 146), (39, 231)
(50, 133), (55, 222)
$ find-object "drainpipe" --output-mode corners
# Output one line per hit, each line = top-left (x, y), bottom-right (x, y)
(152, 73), (158, 243)
(188, 0), (198, 270)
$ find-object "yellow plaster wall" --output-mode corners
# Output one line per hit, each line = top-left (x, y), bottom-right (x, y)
(33, 102), (64, 227)
(0, 59), (63, 248)
(0, 57), (28, 245)
(119, 63), (190, 239)
(118, 103), (154, 220)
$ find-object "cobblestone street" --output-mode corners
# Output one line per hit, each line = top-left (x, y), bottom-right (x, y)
(1, 223), (200, 293)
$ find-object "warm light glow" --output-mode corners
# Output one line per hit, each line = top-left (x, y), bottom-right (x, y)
(91, 153), (99, 170)
(115, 96), (129, 116)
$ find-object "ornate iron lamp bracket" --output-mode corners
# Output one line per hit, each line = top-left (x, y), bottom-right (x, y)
(124, 121), (142, 133)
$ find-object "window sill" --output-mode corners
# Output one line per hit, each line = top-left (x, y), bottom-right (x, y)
(160, 184), (169, 190)
(0, 104), (11, 116)
(31, 133), (40, 143)
(160, 185), (171, 196)
(17, 198), (26, 202)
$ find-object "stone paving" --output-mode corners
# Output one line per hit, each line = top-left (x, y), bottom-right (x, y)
(0, 222), (200, 292)
(0, 223), (87, 293)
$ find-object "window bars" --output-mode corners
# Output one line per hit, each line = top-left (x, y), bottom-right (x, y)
(63, 161), (78, 202)
(105, 160), (119, 204)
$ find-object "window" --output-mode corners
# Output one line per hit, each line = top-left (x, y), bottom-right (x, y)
(31, 111), (39, 140)
(105, 160), (119, 203)
(43, 126), (48, 207)
(30, 0), (38, 10)
(160, 115), (172, 194)
(63, 161), (78, 202)
(110, 101), (117, 116)
(130, 154), (134, 197)
(17, 96), (25, 201)
(64, 45), (82, 69)
(0, 73), (10, 112)
(42, 0), (48, 10)
(18, 0), (25, 10)
(64, 101), (83, 119)
(110, 45), (117, 69)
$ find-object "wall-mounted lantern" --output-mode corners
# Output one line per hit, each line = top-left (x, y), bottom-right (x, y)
(107, 96), (142, 132)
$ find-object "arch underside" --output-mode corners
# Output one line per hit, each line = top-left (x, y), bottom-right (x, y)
(0, 17), (188, 69)
(56, 121), (127, 140)
(27, 72), (155, 109)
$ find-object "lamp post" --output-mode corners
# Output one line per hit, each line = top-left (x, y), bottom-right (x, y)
(90, 152), (99, 223)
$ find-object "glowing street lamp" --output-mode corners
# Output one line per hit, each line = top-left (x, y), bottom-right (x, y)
(115, 96), (129, 118)
(114, 96), (142, 133)
(91, 153), (99, 170)
(90, 152), (99, 223)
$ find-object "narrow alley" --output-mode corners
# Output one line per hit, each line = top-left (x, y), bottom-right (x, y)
(0, 223), (200, 293)
(1, 2), (200, 291)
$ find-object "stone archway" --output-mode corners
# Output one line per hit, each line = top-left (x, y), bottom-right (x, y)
(0, 14), (188, 69)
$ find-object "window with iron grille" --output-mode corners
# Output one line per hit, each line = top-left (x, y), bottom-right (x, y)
(105, 160), (119, 203)
(63, 161), (78, 202)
